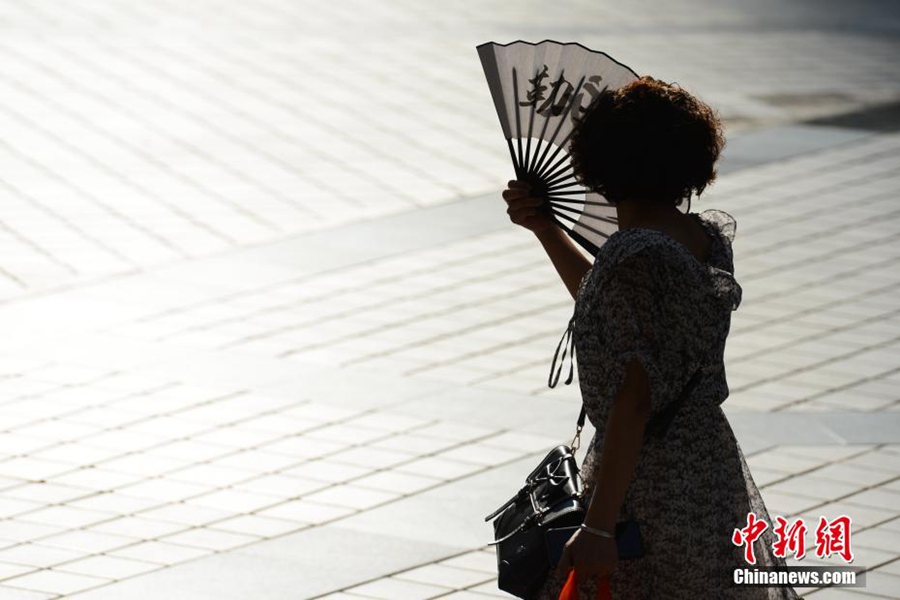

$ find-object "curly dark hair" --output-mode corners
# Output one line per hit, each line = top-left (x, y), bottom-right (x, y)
(569, 76), (724, 207)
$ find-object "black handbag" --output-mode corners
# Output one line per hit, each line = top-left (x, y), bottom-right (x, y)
(484, 367), (702, 599)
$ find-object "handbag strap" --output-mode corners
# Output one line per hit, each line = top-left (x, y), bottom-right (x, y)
(549, 317), (576, 388)
(573, 367), (703, 447)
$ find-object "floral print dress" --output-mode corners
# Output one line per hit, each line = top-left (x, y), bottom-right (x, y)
(535, 210), (798, 599)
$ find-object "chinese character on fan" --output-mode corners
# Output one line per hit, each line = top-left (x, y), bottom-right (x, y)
(732, 513), (854, 564)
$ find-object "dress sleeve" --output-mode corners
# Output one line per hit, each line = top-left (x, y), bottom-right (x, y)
(575, 266), (593, 300)
(587, 245), (703, 421)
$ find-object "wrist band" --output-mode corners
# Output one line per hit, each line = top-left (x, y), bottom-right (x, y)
(580, 523), (615, 539)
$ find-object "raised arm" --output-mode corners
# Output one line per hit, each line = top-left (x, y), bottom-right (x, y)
(502, 180), (593, 299)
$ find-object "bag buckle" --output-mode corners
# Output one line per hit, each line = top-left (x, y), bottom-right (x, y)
(570, 424), (583, 454)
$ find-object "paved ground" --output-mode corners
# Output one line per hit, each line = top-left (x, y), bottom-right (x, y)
(0, 0), (898, 598)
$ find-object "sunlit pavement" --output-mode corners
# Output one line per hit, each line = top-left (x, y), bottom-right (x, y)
(0, 1), (898, 598)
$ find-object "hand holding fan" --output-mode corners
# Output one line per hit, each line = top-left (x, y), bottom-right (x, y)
(477, 41), (638, 255)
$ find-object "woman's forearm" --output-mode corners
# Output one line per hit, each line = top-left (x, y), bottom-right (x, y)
(583, 359), (650, 530)
(534, 226), (592, 300)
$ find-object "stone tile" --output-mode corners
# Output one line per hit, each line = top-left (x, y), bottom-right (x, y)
(16, 506), (116, 529)
(466, 581), (510, 597)
(108, 540), (212, 566)
(841, 451), (899, 474)
(255, 499), (356, 525)
(779, 446), (871, 463)
(183, 489), (280, 514)
(255, 437), (347, 460)
(345, 413), (432, 433)
(158, 527), (260, 552)
(232, 473), (329, 498)
(0, 521), (63, 544)
(280, 460), (372, 484)
(760, 490), (825, 516)
(211, 450), (302, 472)
(809, 464), (895, 487)
(851, 526), (900, 553)
(115, 478), (211, 503)
(856, 571), (900, 598)
(327, 447), (414, 469)
(353, 471), (443, 495)
(764, 476), (862, 501)
(66, 492), (161, 515)
(747, 450), (829, 474)
(411, 423), (499, 444)
(435, 444), (525, 467)
(0, 458), (73, 482)
(0, 543), (85, 569)
(2, 569), (109, 596)
(842, 489), (900, 512)
(799, 503), (895, 529)
(301, 485), (399, 510)
(439, 551), (498, 575)
(394, 563), (494, 588)
(749, 467), (791, 487)
(3, 483), (92, 506)
(0, 562), (37, 581)
(51, 468), (144, 491)
(304, 425), (390, 446)
(210, 514), (308, 538)
(165, 463), (257, 488)
(136, 503), (235, 527)
(0, 499), (43, 520)
(344, 577), (451, 599)
(479, 431), (561, 453)
(89, 516), (187, 539)
(56, 554), (160, 580)
(394, 457), (486, 480)
(97, 453), (187, 478)
(876, 558), (900, 577)
(369, 434), (460, 455)
(36, 530), (136, 554)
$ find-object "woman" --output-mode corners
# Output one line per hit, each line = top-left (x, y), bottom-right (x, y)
(502, 77), (797, 599)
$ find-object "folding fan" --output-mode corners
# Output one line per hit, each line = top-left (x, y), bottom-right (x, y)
(477, 40), (639, 255)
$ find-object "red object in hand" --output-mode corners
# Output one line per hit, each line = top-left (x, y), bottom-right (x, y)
(558, 570), (613, 600)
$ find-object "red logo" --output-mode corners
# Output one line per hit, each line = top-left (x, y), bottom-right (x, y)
(734, 513), (854, 564)
(814, 516), (854, 562)
(772, 516), (807, 560)
(732, 512), (769, 565)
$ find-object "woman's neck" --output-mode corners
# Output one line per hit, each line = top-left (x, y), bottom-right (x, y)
(615, 200), (684, 231)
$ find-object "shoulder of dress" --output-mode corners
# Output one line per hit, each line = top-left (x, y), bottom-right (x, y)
(696, 209), (737, 243)
(594, 229), (688, 275)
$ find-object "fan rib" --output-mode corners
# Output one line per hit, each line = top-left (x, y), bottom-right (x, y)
(512, 68), (525, 178)
(550, 209), (612, 239)
(550, 202), (618, 225)
(544, 166), (576, 190)
(545, 189), (589, 196)
(568, 228), (602, 257)
(548, 197), (614, 207)
(544, 179), (581, 194)
(539, 150), (572, 185)
(506, 139), (520, 179)
(524, 72), (538, 175)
